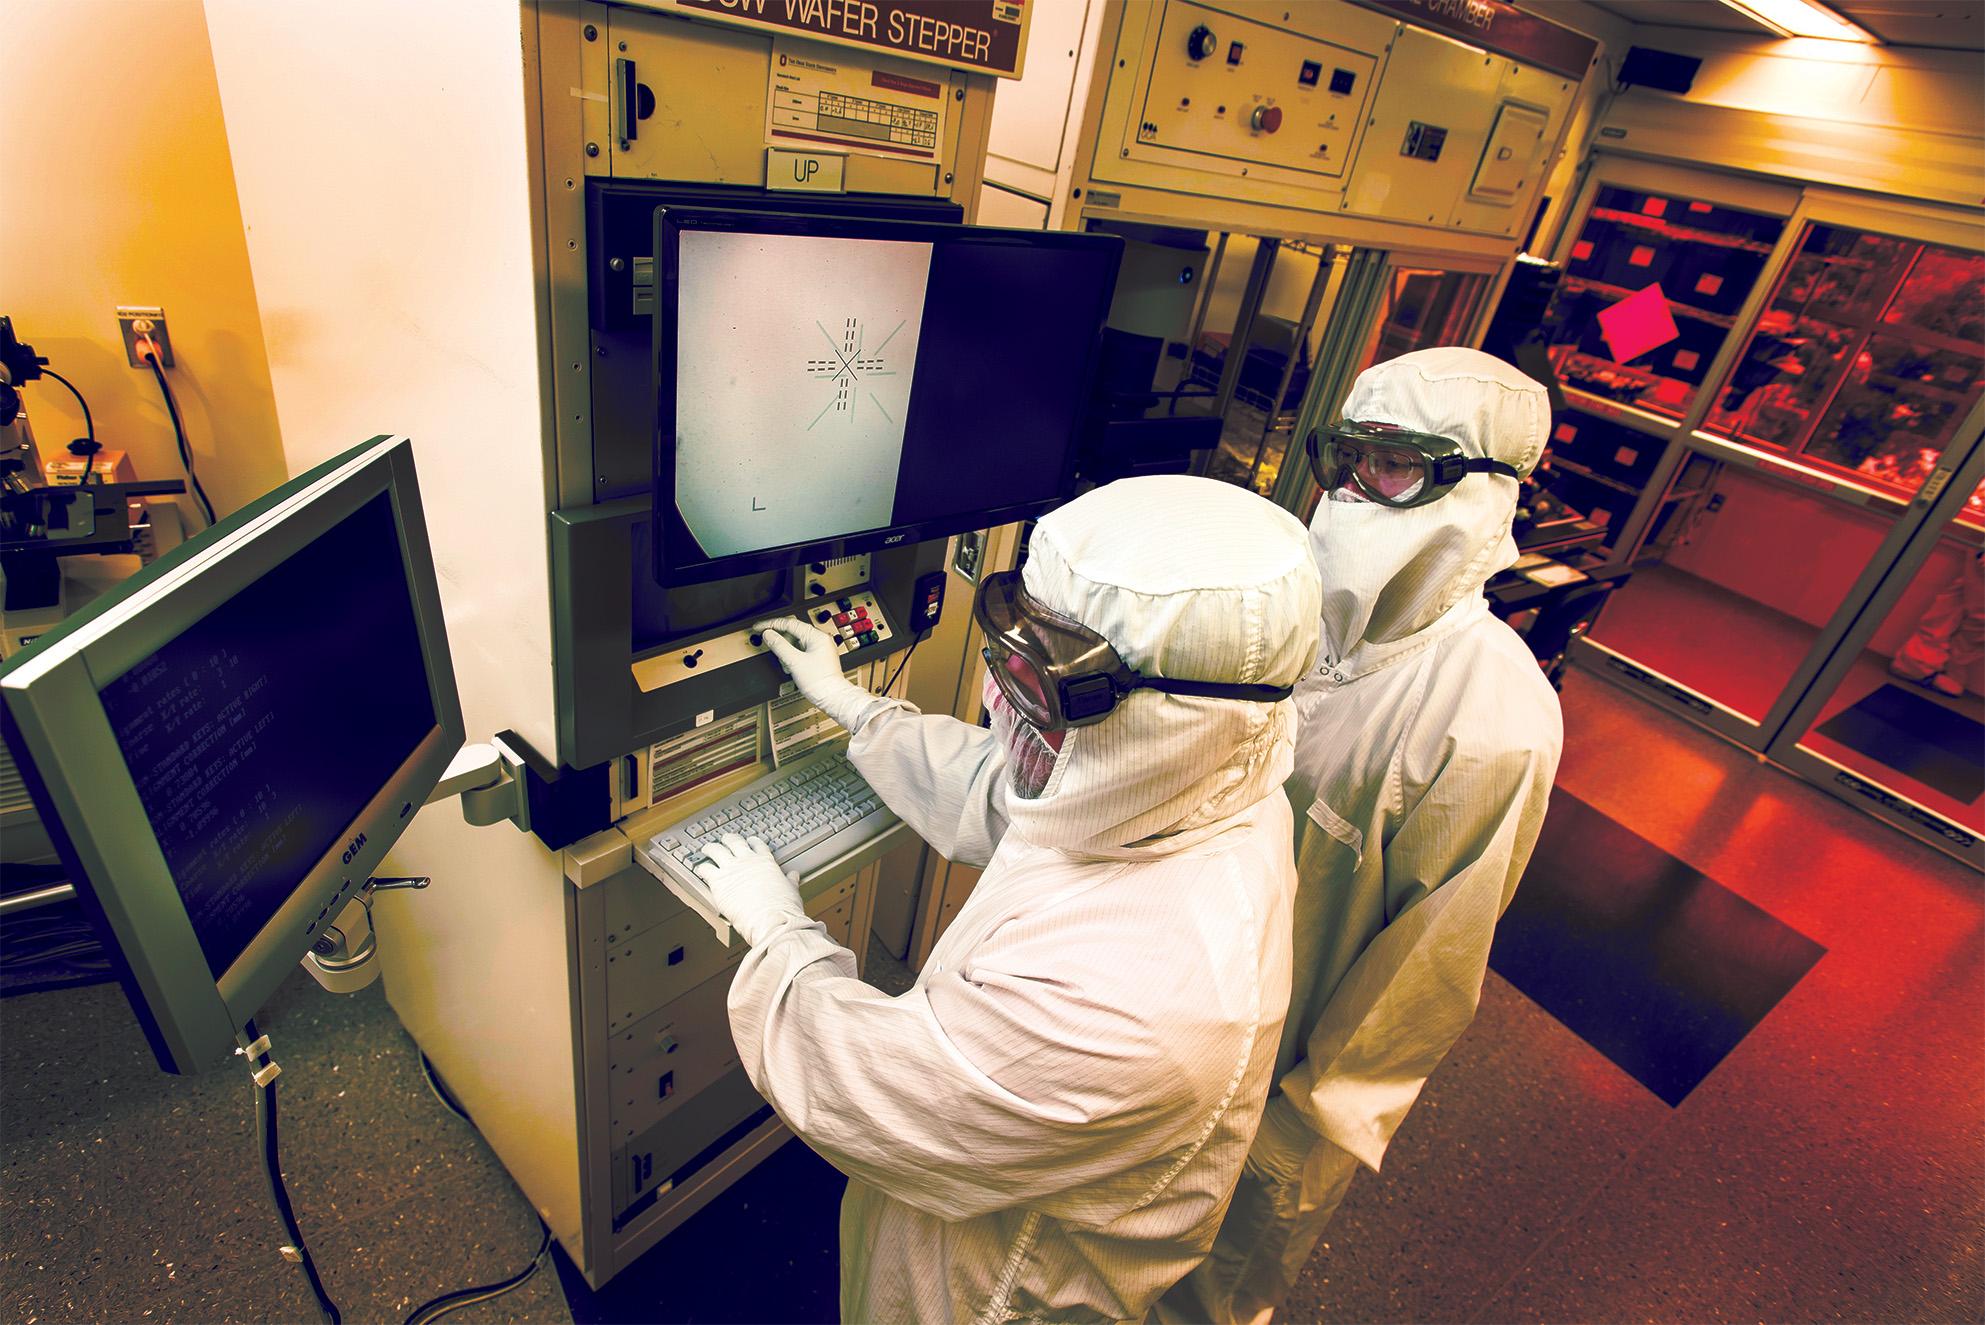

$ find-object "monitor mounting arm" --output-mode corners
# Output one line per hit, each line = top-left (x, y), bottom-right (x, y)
(299, 736), (532, 993)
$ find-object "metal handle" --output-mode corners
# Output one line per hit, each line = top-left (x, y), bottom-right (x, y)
(617, 56), (638, 145)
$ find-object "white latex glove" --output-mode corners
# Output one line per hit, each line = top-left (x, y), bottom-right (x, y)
(755, 616), (886, 732)
(691, 832), (805, 947)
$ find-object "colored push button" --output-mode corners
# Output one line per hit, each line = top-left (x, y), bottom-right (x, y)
(1299, 59), (1321, 87)
(1226, 41), (1244, 65)
(859, 630), (880, 646)
(834, 612), (852, 626)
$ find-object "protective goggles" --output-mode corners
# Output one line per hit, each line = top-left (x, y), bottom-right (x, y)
(1305, 420), (1519, 509)
(973, 569), (1295, 732)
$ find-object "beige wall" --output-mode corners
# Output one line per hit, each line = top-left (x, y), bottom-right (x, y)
(0, 0), (286, 523)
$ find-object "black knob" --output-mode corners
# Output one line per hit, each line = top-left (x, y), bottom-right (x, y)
(1186, 24), (1217, 61)
(682, 648), (703, 669)
(816, 610), (832, 623)
(808, 582), (825, 596)
(749, 631), (764, 648)
(810, 562), (827, 573)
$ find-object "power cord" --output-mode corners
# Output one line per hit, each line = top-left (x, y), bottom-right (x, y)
(37, 369), (95, 449)
(403, 1051), (553, 1325)
(239, 1020), (343, 1325)
(403, 1222), (552, 1325)
(881, 638), (920, 699)
(239, 1031), (554, 1324)
(140, 346), (216, 528)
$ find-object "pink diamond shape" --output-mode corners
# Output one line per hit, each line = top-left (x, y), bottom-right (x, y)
(1598, 283), (1681, 364)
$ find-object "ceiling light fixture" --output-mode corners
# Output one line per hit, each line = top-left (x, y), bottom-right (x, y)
(1715, 0), (1877, 42)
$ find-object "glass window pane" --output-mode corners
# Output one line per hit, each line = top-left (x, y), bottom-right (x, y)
(1792, 517), (1983, 836)
(1801, 334), (1984, 490)
(1587, 460), (1910, 722)
(1547, 186), (1785, 418)
(1360, 267), (1490, 370)
(1884, 246), (1985, 340)
(1205, 240), (1319, 491)
(1533, 408), (1663, 555)
(1705, 226), (1985, 499)
(1701, 311), (1860, 449)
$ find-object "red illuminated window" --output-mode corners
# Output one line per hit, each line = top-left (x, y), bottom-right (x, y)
(1547, 185), (1785, 420)
(1703, 223), (1985, 501)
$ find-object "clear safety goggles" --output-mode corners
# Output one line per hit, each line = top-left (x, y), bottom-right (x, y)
(1306, 420), (1519, 509)
(973, 569), (1295, 732)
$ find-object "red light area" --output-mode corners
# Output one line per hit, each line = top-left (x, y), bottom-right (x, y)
(1597, 283), (1681, 365)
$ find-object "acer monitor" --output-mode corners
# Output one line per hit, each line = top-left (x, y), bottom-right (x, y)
(0, 436), (463, 1073)
(653, 208), (1122, 586)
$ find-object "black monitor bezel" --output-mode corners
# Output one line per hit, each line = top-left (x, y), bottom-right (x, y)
(650, 207), (1119, 587)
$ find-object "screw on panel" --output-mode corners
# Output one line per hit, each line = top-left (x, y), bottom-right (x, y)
(587, 142), (600, 156)
(1121, 148), (1129, 156)
(584, 23), (597, 40)
(944, 171), (955, 183)
(568, 238), (579, 250)
(609, 256), (626, 272)
(565, 177), (576, 189)
(618, 41), (627, 51)
(955, 88), (965, 100)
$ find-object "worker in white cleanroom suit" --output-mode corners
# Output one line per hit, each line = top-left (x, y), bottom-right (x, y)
(689, 475), (1322, 1322)
(1166, 347), (1565, 1323)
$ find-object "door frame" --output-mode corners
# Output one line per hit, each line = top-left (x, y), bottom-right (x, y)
(1761, 416), (1985, 868)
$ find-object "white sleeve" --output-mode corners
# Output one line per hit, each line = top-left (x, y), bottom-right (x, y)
(1279, 720), (1560, 1171)
(727, 902), (1204, 1223)
(846, 700), (1011, 868)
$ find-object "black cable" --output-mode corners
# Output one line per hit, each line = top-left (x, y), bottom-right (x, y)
(402, 1220), (551, 1325)
(400, 1050), (552, 1324)
(417, 1051), (471, 1123)
(881, 638), (920, 699)
(143, 351), (216, 528)
(36, 368), (95, 448)
(242, 1018), (343, 1325)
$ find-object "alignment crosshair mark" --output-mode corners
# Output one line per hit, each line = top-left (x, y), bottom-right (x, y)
(805, 316), (905, 429)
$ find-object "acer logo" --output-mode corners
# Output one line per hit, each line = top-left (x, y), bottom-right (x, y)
(341, 833), (368, 866)
(883, 533), (907, 545)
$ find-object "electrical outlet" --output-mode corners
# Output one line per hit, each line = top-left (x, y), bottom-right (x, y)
(116, 306), (173, 368)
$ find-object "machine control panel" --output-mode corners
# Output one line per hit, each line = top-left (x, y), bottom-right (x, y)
(1138, 0), (1378, 181)
(629, 585), (893, 694)
(808, 589), (893, 656)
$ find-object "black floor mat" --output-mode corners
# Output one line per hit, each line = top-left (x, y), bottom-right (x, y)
(1490, 794), (1826, 1106)
(1814, 683), (1984, 805)
(554, 1137), (844, 1323)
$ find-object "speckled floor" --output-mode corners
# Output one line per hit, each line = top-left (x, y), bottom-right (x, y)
(1279, 667), (1985, 1324)
(3, 667), (1981, 1324)
(0, 965), (567, 1325)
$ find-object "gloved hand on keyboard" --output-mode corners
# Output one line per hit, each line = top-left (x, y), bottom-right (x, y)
(755, 617), (887, 732)
(692, 832), (806, 947)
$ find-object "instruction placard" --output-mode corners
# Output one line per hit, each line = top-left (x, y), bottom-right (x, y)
(768, 38), (949, 162)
